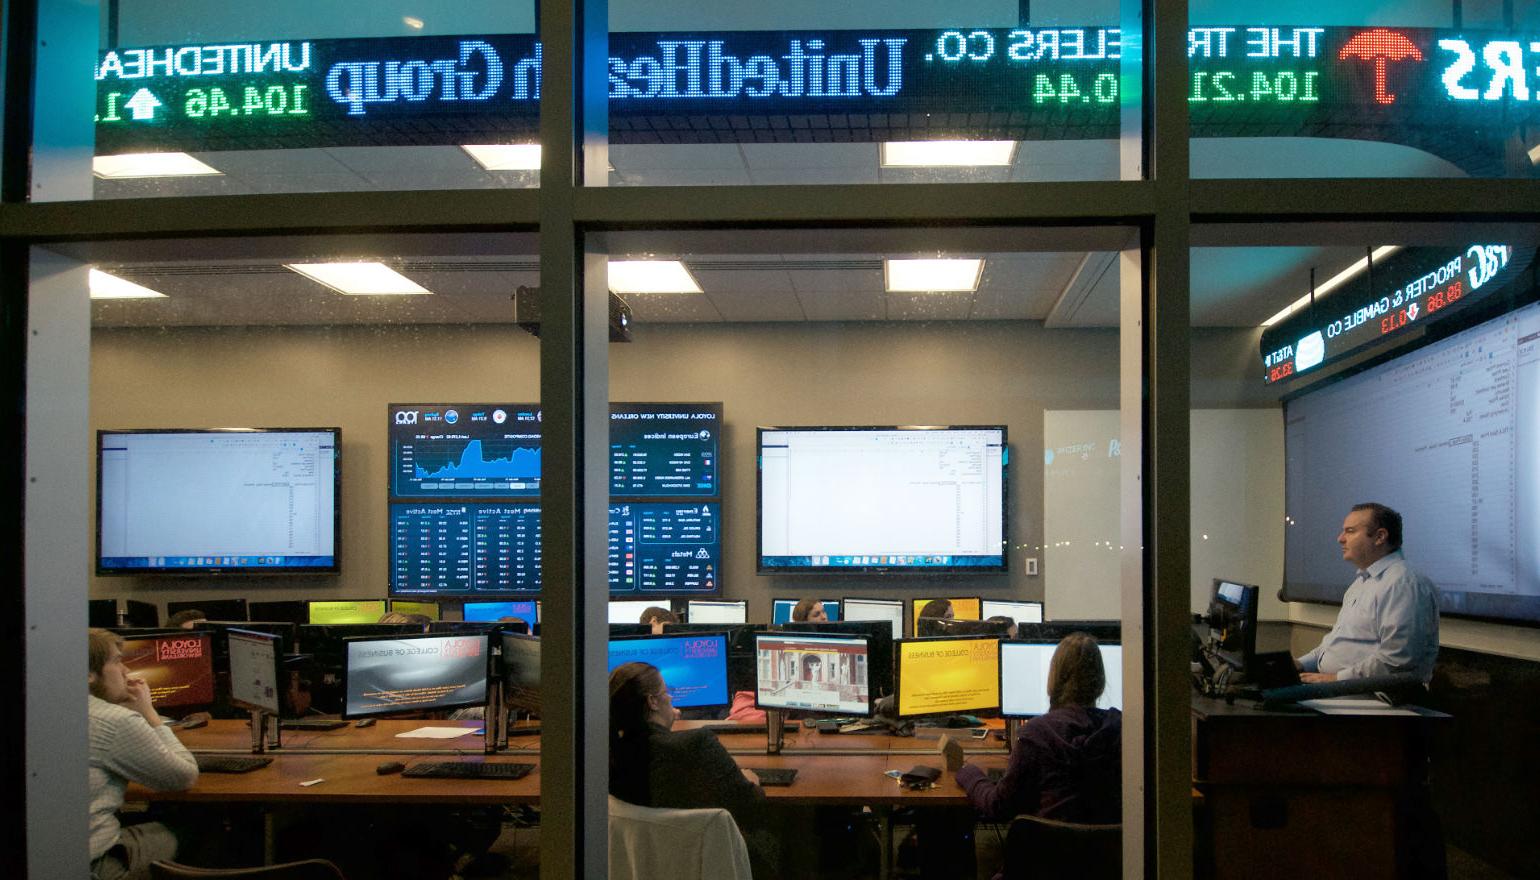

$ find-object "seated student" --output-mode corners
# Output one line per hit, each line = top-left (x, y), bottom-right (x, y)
(377, 611), (432, 626)
(88, 628), (200, 880)
(609, 662), (779, 878)
(948, 632), (1121, 825)
(918, 598), (955, 621)
(790, 597), (829, 623)
(639, 606), (678, 635)
(984, 615), (1019, 640)
(163, 609), (207, 630)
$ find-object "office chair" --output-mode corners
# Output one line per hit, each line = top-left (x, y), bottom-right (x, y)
(150, 859), (345, 880)
(608, 795), (752, 880)
(1002, 814), (1120, 879)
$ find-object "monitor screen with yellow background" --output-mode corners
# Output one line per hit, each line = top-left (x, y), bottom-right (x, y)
(309, 600), (387, 624)
(387, 599), (440, 620)
(895, 636), (1000, 718)
(910, 597), (981, 635)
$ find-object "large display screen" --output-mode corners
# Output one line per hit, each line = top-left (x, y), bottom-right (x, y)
(754, 633), (871, 716)
(894, 636), (1001, 719)
(609, 403), (720, 496)
(97, 428), (340, 574)
(1283, 297), (1540, 625)
(607, 634), (730, 709)
(999, 640), (1123, 717)
(342, 633), (489, 718)
(119, 633), (215, 709)
(758, 426), (1007, 573)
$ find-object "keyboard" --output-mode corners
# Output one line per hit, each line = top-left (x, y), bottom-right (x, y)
(195, 755), (274, 774)
(700, 723), (769, 736)
(747, 767), (797, 787)
(402, 761), (536, 780)
(280, 718), (348, 731)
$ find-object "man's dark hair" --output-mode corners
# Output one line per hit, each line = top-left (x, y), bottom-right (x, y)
(1352, 502), (1402, 550)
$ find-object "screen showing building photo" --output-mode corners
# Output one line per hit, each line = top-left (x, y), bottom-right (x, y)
(895, 636), (1000, 718)
(754, 633), (870, 715)
(119, 633), (215, 709)
(343, 634), (488, 717)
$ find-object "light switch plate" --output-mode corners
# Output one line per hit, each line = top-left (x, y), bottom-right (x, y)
(1026, 557), (1039, 576)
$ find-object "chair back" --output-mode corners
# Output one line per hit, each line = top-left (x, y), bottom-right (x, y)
(1003, 814), (1120, 879)
(608, 795), (752, 880)
(150, 859), (345, 880)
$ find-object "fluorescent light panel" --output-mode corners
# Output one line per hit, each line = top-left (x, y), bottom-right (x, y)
(89, 269), (167, 300)
(881, 140), (1016, 167)
(608, 260), (701, 294)
(92, 152), (221, 179)
(884, 258), (984, 292)
(285, 262), (430, 295)
(461, 144), (542, 171)
(1260, 246), (1400, 327)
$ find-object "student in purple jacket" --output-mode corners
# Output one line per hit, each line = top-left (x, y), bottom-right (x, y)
(949, 632), (1122, 825)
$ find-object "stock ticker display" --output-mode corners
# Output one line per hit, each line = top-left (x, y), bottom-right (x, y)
(95, 25), (1540, 174)
(388, 404), (721, 596)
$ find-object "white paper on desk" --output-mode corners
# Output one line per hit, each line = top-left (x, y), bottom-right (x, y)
(1298, 697), (1421, 716)
(395, 726), (476, 739)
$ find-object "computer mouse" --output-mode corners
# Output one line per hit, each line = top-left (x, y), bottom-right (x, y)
(375, 761), (405, 775)
(355, 718), (376, 728)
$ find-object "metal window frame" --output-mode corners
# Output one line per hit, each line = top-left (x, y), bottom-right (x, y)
(7, 0), (1540, 877)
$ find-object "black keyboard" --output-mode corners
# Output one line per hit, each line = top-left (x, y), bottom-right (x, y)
(196, 755), (274, 774)
(700, 723), (769, 736)
(402, 761), (535, 780)
(747, 767), (797, 787)
(280, 718), (348, 731)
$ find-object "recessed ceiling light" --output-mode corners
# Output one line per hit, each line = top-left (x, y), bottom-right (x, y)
(462, 144), (542, 171)
(89, 269), (167, 300)
(884, 258), (984, 293)
(608, 261), (701, 294)
(880, 141), (1017, 167)
(285, 262), (431, 295)
(1260, 246), (1400, 326)
(92, 152), (221, 179)
(403, 16), (425, 29)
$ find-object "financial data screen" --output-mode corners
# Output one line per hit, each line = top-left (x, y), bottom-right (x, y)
(1284, 298), (1540, 624)
(759, 427), (1006, 572)
(609, 403), (720, 496)
(343, 634), (489, 717)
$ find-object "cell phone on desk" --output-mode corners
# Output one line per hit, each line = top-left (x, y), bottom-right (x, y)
(969, 728), (989, 740)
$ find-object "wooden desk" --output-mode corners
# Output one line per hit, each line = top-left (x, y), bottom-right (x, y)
(1192, 695), (1447, 879)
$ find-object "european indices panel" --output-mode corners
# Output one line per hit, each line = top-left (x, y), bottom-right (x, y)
(1284, 298), (1540, 625)
(388, 403), (722, 596)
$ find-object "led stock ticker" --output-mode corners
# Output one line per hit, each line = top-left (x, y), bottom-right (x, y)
(1260, 245), (1527, 385)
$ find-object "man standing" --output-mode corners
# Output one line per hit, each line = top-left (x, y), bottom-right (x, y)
(1296, 503), (1440, 683)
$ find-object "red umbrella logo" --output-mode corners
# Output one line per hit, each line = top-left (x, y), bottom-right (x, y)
(1338, 29), (1424, 105)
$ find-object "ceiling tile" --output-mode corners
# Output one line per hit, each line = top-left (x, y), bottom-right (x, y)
(706, 288), (806, 322)
(884, 291), (976, 321)
(796, 289), (885, 322)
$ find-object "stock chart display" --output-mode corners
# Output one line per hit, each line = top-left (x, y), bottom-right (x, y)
(390, 403), (542, 498)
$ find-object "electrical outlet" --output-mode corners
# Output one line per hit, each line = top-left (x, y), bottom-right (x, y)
(1026, 557), (1039, 576)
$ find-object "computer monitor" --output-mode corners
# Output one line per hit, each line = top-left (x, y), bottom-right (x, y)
(609, 623), (653, 637)
(894, 636), (1001, 719)
(917, 617), (1015, 639)
(662, 623), (766, 693)
(771, 598), (841, 625)
(88, 599), (118, 628)
(687, 599), (748, 624)
(122, 599), (160, 628)
(429, 621), (515, 636)
(841, 597), (904, 641)
(754, 632), (873, 717)
(201, 621), (298, 653)
(248, 600), (310, 626)
(226, 628), (283, 715)
(1017, 621), (1122, 643)
(308, 600), (388, 624)
(999, 639), (1124, 717)
(500, 631), (541, 713)
(388, 600), (440, 620)
(342, 632), (491, 719)
(166, 598), (247, 623)
(776, 619), (894, 697)
(295, 623), (429, 656)
(980, 599), (1044, 625)
(607, 633), (730, 710)
(118, 632), (215, 710)
(1208, 579), (1260, 672)
(464, 600), (538, 628)
(910, 597), (982, 635)
(609, 600), (664, 625)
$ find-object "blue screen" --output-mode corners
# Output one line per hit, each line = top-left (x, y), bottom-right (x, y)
(463, 600), (537, 627)
(772, 600), (841, 625)
(607, 634), (729, 709)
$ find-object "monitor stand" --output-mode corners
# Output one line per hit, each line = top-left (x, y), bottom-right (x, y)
(1003, 718), (1020, 752)
(765, 709), (786, 755)
(483, 684), (502, 755)
(249, 709), (279, 753)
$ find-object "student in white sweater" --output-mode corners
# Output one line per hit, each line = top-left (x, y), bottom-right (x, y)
(88, 628), (199, 880)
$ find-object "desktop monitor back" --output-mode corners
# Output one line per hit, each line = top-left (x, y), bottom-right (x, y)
(88, 599), (119, 628)
(754, 631), (873, 717)
(500, 631), (541, 713)
(917, 617), (1014, 639)
(840, 597), (904, 641)
(771, 598), (841, 625)
(166, 598), (247, 623)
(431, 620), (521, 636)
(894, 636), (1001, 719)
(1016, 620), (1122, 644)
(118, 631), (216, 711)
(247, 600), (311, 626)
(122, 599), (160, 628)
(609, 623), (653, 638)
(999, 639), (1123, 717)
(341, 631), (491, 719)
(776, 619), (893, 696)
(1208, 579), (1259, 672)
(607, 633), (730, 710)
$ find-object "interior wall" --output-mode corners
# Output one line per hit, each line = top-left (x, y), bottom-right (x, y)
(89, 319), (1261, 623)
